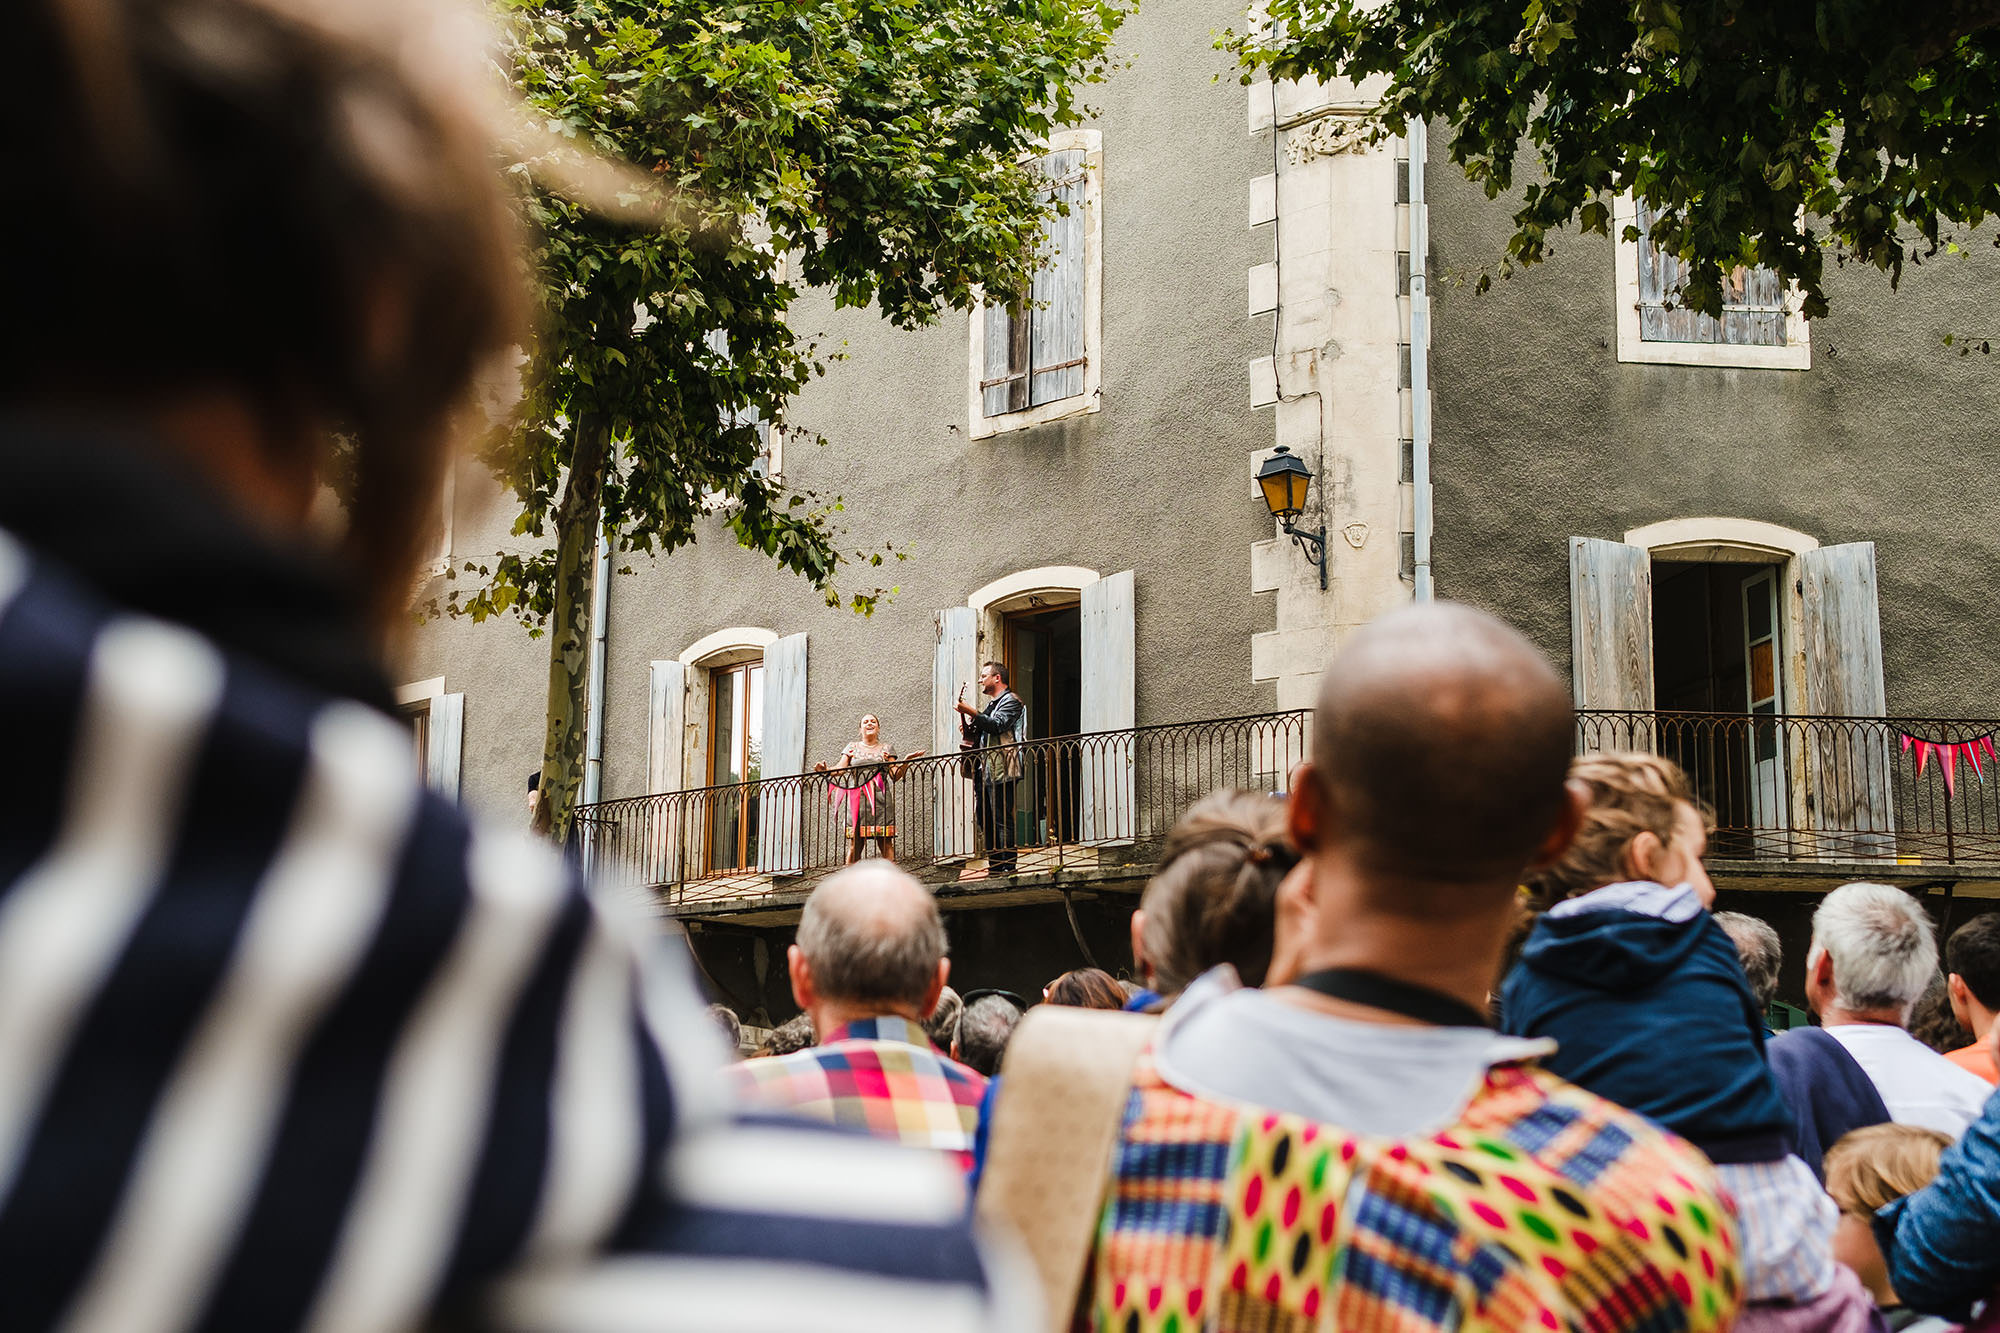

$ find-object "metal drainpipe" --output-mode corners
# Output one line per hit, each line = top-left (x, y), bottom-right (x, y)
(581, 521), (610, 807)
(1408, 117), (1436, 604)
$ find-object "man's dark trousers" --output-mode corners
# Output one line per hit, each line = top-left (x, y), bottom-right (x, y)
(976, 778), (1017, 874)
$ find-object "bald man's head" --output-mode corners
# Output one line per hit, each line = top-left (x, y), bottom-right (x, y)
(1305, 603), (1575, 896)
(795, 862), (949, 1008)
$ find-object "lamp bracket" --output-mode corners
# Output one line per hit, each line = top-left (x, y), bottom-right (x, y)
(1280, 517), (1329, 591)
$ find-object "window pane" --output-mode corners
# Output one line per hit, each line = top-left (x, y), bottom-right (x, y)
(1746, 582), (1773, 641)
(712, 669), (740, 785)
(745, 664), (765, 783)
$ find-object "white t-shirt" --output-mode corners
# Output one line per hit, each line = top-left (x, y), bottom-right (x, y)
(1823, 1023), (1994, 1137)
(1155, 968), (1552, 1137)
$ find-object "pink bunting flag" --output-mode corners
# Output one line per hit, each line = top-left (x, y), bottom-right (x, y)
(1899, 731), (2000, 792)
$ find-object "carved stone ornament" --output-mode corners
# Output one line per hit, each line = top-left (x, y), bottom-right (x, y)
(1283, 114), (1371, 165)
(1342, 522), (1370, 549)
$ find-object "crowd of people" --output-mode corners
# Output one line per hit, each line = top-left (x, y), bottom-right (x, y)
(721, 606), (2000, 1333)
(13, 1), (2000, 1330)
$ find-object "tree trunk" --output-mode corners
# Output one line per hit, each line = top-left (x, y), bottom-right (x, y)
(536, 413), (611, 844)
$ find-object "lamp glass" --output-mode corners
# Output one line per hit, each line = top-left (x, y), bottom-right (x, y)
(1256, 454), (1312, 519)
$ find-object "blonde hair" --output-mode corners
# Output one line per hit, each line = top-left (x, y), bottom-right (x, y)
(1523, 752), (1703, 907)
(1138, 790), (1296, 995)
(1824, 1123), (1953, 1218)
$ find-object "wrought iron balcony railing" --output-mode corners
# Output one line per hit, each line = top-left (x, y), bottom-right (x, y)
(1577, 710), (2000, 867)
(575, 708), (2000, 911)
(575, 710), (1312, 909)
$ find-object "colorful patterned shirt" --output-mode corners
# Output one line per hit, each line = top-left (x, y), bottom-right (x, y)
(1088, 1048), (1743, 1333)
(728, 1016), (989, 1170)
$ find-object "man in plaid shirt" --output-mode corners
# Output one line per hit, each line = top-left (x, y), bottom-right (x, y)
(729, 864), (988, 1171)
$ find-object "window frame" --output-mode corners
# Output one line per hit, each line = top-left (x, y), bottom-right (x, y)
(704, 654), (765, 872)
(967, 128), (1105, 438)
(1611, 194), (1811, 371)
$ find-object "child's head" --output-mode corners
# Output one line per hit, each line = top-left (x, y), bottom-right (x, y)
(1824, 1123), (1954, 1306)
(1523, 753), (1713, 908)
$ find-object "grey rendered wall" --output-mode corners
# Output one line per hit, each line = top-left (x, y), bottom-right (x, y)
(397, 0), (1277, 821)
(586, 0), (1277, 802)
(1426, 151), (2000, 717)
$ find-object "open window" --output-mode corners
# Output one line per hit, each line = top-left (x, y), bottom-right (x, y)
(705, 657), (765, 873)
(655, 628), (807, 879)
(968, 130), (1103, 437)
(1612, 195), (1810, 371)
(395, 677), (462, 796)
(932, 567), (1134, 870)
(1571, 529), (1891, 858)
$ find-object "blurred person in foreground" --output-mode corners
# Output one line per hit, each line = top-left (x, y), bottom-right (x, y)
(983, 605), (1741, 1331)
(1875, 1019), (2000, 1326)
(1944, 914), (2000, 1085)
(1823, 1124), (1959, 1332)
(0, 3), (1025, 1330)
(1502, 754), (1850, 1322)
(728, 863), (989, 1172)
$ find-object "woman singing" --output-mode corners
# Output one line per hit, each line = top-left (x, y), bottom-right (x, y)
(815, 714), (924, 864)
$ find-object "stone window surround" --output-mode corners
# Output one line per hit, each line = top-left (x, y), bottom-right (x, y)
(966, 129), (1105, 439)
(967, 565), (1101, 660)
(676, 627), (778, 793)
(1611, 194), (1811, 372)
(1620, 517), (1820, 716)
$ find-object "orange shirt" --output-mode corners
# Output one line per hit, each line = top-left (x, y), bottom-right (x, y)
(1946, 1041), (2000, 1085)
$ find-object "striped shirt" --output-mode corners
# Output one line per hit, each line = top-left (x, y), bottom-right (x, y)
(728, 1017), (988, 1170)
(0, 529), (1030, 1333)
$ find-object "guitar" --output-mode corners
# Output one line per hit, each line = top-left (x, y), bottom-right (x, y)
(957, 684), (983, 780)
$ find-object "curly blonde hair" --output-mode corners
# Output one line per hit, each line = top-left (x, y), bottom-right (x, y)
(1824, 1123), (1953, 1218)
(1523, 752), (1705, 907)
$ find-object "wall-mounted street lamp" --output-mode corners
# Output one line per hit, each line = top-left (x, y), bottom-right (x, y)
(1255, 445), (1327, 590)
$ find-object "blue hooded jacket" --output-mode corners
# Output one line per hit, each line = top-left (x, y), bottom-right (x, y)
(1500, 882), (1793, 1162)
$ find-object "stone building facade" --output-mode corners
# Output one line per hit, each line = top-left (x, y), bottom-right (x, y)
(400, 9), (2000, 1020)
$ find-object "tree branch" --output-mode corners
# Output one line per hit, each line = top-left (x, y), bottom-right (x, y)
(1914, 0), (2000, 65)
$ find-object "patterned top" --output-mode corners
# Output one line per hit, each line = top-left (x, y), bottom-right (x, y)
(728, 1017), (989, 1171)
(0, 519), (1024, 1333)
(1088, 1049), (1743, 1333)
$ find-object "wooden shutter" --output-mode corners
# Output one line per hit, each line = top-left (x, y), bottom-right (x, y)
(1080, 571), (1136, 844)
(933, 607), (979, 859)
(1799, 543), (1894, 858)
(757, 633), (808, 875)
(425, 692), (464, 797)
(1029, 149), (1088, 405)
(647, 661), (688, 794)
(642, 661), (690, 891)
(1570, 539), (1654, 750)
(1636, 199), (1785, 348)
(982, 303), (1029, 417)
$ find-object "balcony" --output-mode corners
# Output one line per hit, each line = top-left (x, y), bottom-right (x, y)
(576, 710), (1311, 918)
(575, 709), (2000, 919)
(1577, 711), (2000, 890)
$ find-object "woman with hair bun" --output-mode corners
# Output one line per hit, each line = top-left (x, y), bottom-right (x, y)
(1130, 789), (1298, 1004)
